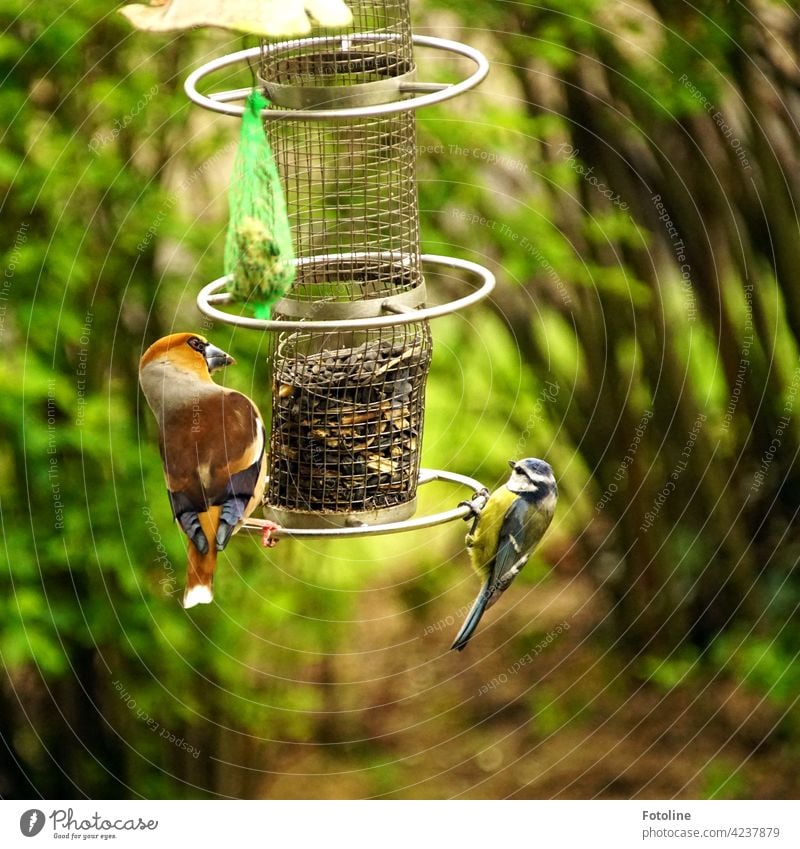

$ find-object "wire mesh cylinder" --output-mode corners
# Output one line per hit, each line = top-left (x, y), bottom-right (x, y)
(265, 112), (420, 305)
(260, 0), (429, 525)
(261, 0), (421, 309)
(261, 1), (414, 91)
(266, 322), (431, 524)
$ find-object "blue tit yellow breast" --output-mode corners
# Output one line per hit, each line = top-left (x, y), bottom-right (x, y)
(467, 485), (518, 577)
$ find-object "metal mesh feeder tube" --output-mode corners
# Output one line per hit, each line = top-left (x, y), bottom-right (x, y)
(260, 3), (415, 109)
(256, 2), (427, 527)
(259, 6), (421, 315)
(265, 109), (421, 307)
(267, 321), (431, 528)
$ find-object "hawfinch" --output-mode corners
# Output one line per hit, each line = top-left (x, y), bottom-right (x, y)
(139, 332), (268, 608)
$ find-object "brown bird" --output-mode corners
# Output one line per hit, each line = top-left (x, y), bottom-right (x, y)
(139, 332), (270, 608)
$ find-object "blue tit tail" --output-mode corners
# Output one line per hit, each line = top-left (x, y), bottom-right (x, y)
(451, 578), (493, 652)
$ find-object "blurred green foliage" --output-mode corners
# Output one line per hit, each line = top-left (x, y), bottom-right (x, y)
(1, 0), (799, 799)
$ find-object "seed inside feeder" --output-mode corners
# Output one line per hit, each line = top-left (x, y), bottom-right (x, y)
(269, 334), (431, 513)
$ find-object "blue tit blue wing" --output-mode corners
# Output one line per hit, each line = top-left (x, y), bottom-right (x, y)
(450, 576), (492, 652)
(451, 497), (530, 651)
(486, 495), (531, 608)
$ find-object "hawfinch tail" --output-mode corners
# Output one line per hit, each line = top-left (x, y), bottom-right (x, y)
(139, 332), (267, 608)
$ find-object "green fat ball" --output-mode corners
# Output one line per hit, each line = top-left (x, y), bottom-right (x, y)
(230, 215), (291, 302)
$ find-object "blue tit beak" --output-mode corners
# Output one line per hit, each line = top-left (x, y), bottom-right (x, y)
(205, 343), (235, 373)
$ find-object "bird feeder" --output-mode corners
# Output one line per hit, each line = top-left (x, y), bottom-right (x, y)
(186, 0), (494, 537)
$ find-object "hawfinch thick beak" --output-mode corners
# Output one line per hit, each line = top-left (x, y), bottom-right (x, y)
(205, 343), (235, 372)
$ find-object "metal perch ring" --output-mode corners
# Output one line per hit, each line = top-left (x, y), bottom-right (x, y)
(184, 35), (489, 120)
(242, 468), (488, 539)
(196, 253), (496, 331)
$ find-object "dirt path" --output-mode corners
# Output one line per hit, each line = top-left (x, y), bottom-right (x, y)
(258, 574), (799, 799)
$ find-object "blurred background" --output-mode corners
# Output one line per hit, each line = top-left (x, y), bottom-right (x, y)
(2, 0), (800, 798)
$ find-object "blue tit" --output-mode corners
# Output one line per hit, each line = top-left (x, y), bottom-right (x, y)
(451, 458), (558, 651)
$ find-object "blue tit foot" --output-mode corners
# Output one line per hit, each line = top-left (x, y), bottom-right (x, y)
(459, 488), (490, 535)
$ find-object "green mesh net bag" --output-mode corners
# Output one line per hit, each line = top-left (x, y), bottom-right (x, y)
(225, 90), (295, 319)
